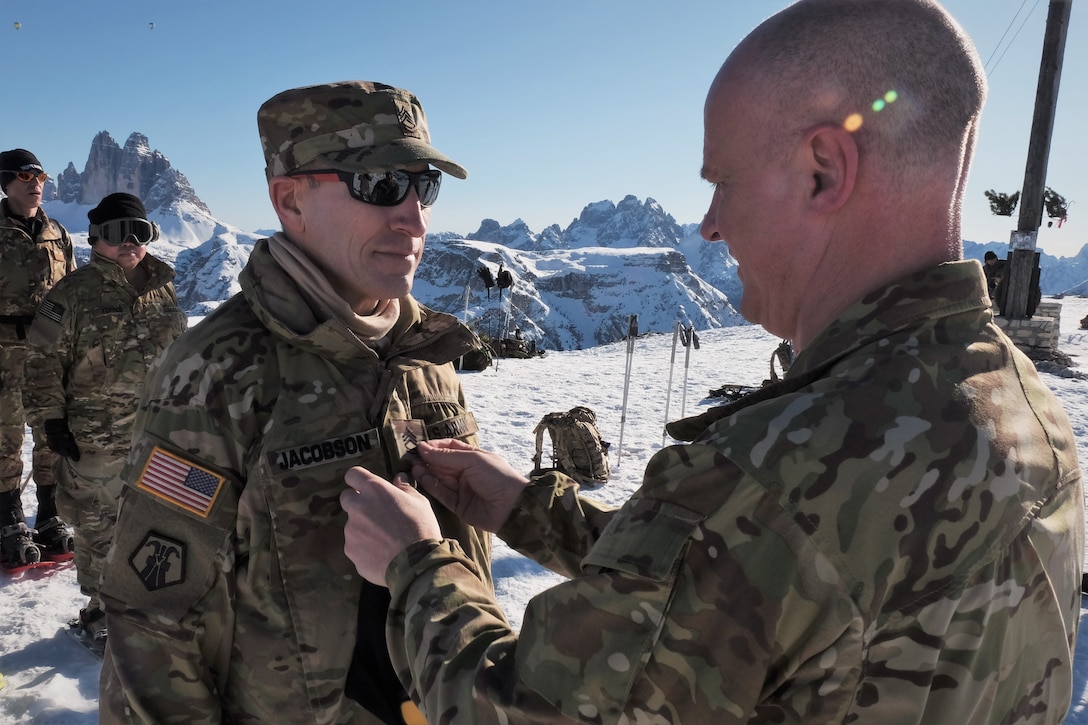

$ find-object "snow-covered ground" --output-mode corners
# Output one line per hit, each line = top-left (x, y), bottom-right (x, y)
(3, 297), (1088, 723)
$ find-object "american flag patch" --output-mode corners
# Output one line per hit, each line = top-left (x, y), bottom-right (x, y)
(137, 447), (225, 518)
(38, 299), (65, 325)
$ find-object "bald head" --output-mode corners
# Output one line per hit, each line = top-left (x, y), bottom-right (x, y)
(726, 0), (986, 181)
(700, 0), (988, 349)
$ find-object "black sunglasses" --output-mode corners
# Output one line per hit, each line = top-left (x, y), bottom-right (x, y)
(287, 168), (442, 208)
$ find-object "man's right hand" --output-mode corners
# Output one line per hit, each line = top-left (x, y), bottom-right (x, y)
(43, 419), (80, 461)
(411, 439), (528, 533)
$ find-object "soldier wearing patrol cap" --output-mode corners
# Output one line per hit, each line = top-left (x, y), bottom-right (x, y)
(98, 82), (492, 725)
(340, 2), (1084, 723)
(0, 148), (76, 570)
(24, 192), (187, 642)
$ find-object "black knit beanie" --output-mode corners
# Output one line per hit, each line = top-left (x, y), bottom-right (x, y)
(0, 148), (44, 193)
(87, 193), (148, 227)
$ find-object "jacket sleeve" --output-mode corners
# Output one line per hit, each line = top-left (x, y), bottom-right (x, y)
(99, 573), (234, 724)
(384, 442), (857, 724)
(61, 224), (76, 274)
(23, 288), (75, 426)
(98, 356), (246, 724)
(497, 471), (618, 578)
(98, 453), (238, 723)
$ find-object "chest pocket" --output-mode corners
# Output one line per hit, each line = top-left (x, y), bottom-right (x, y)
(87, 304), (130, 370)
(516, 497), (703, 723)
(27, 236), (70, 304)
(132, 298), (186, 359)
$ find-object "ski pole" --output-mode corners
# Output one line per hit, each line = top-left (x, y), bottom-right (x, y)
(662, 321), (681, 445)
(680, 326), (699, 418)
(458, 285), (470, 370)
(617, 314), (638, 470)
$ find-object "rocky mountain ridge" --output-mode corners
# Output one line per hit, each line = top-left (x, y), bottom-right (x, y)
(27, 131), (1088, 350)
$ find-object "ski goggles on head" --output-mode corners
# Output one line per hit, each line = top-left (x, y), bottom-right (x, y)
(287, 168), (443, 208)
(88, 217), (159, 246)
(7, 170), (49, 183)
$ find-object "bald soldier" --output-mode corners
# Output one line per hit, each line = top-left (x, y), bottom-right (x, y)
(340, 1), (1084, 723)
(98, 82), (492, 724)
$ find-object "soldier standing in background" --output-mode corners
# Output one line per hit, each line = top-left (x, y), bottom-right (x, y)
(0, 148), (76, 570)
(97, 81), (492, 725)
(339, 1), (1084, 723)
(24, 192), (186, 644)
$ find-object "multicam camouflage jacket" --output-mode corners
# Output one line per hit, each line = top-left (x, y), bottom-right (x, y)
(23, 252), (187, 455)
(98, 238), (492, 725)
(0, 199), (75, 343)
(384, 261), (1083, 724)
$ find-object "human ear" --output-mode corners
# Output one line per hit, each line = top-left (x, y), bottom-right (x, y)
(804, 123), (857, 213)
(268, 176), (305, 235)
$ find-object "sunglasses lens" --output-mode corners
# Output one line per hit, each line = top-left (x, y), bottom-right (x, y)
(351, 170), (442, 207)
(355, 172), (409, 206)
(415, 172), (442, 207)
(15, 171), (47, 183)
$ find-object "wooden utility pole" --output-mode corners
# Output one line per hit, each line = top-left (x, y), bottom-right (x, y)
(1003, 0), (1072, 319)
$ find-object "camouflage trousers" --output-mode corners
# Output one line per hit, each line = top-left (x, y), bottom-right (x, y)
(55, 451), (125, 598)
(0, 343), (57, 494)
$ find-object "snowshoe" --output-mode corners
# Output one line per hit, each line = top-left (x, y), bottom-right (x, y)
(34, 517), (75, 561)
(1, 522), (43, 570)
(67, 608), (107, 658)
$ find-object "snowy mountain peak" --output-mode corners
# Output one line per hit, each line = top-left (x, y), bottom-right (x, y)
(26, 130), (1088, 347)
(564, 194), (684, 249)
(469, 194), (686, 253)
(53, 131), (210, 216)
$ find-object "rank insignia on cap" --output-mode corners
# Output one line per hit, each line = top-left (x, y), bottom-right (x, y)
(137, 447), (225, 518)
(129, 531), (185, 591)
(395, 101), (421, 138)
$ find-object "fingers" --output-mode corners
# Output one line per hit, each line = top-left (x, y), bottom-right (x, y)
(344, 468), (421, 501)
(417, 438), (477, 455)
(345, 465), (385, 491)
(340, 467), (444, 586)
(409, 464), (456, 508)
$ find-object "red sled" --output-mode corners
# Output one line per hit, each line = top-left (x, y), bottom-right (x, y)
(1, 560), (59, 576)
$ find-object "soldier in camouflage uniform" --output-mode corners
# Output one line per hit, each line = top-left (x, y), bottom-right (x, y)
(0, 148), (76, 569)
(339, 2), (1085, 723)
(24, 192), (186, 638)
(97, 81), (492, 725)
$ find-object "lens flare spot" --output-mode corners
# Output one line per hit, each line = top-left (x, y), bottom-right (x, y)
(885, 90), (898, 103)
(872, 99), (886, 112)
(844, 113), (864, 132)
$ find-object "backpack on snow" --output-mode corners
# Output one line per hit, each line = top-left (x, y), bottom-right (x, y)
(531, 406), (611, 486)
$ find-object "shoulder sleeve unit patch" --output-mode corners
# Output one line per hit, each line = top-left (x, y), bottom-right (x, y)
(136, 447), (226, 518)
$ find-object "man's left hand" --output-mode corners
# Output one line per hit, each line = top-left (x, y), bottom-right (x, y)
(341, 467), (442, 587)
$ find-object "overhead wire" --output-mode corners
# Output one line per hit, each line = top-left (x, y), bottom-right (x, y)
(983, 0), (1044, 77)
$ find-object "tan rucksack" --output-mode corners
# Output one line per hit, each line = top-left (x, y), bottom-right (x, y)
(531, 406), (611, 486)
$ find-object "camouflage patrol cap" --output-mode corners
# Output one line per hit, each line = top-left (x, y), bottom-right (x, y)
(257, 81), (467, 181)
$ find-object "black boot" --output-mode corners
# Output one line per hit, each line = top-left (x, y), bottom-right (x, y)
(34, 516), (74, 557)
(1, 522), (42, 568)
(0, 488), (24, 526)
(32, 486), (73, 557)
(36, 484), (59, 522)
(0, 490), (41, 568)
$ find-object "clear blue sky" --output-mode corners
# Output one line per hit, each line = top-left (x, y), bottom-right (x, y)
(2, 0), (1085, 257)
